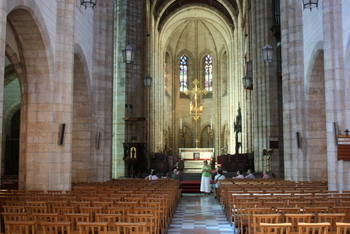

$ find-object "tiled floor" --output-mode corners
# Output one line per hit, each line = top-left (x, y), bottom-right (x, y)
(167, 194), (236, 234)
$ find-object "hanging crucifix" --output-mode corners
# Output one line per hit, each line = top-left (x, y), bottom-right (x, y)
(184, 79), (208, 121)
(184, 79), (208, 148)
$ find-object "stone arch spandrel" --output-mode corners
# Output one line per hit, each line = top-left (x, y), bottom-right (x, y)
(74, 44), (92, 96)
(305, 46), (327, 181)
(5, 43), (22, 99)
(6, 0), (54, 78)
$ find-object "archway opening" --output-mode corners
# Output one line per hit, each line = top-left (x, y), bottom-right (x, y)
(306, 51), (327, 180)
(4, 109), (20, 176)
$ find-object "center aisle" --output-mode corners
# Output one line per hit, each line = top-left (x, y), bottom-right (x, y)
(167, 194), (236, 234)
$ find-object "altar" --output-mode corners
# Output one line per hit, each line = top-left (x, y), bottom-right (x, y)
(179, 148), (214, 172)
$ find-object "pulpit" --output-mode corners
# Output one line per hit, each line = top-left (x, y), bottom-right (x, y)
(123, 143), (146, 178)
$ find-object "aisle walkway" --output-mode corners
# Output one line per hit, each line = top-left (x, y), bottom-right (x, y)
(167, 194), (236, 234)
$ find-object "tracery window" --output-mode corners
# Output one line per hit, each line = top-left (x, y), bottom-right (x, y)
(204, 55), (213, 92)
(179, 55), (188, 92)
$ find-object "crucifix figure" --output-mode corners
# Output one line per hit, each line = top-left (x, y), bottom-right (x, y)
(184, 79), (208, 148)
(184, 79), (208, 121)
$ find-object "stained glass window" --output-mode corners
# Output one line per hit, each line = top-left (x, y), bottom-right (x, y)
(180, 55), (188, 92)
(204, 55), (213, 92)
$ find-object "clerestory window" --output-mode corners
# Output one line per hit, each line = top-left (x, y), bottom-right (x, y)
(179, 55), (188, 92)
(204, 54), (213, 92)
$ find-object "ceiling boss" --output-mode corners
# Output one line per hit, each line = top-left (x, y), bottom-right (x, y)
(184, 79), (208, 121)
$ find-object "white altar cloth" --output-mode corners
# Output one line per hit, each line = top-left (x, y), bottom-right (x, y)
(179, 148), (214, 160)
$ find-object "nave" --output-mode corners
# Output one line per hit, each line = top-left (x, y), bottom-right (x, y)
(167, 194), (235, 234)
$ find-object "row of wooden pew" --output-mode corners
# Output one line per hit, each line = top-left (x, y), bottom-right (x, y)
(217, 179), (350, 233)
(0, 179), (181, 233)
(258, 221), (350, 234)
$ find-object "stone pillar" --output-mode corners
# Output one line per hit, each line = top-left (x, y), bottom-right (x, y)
(323, 0), (347, 190)
(89, 0), (114, 182)
(112, 0), (128, 179)
(250, 0), (279, 173)
(47, 0), (75, 190)
(0, 1), (6, 185)
(19, 0), (75, 190)
(112, 0), (145, 178)
(280, 1), (306, 181)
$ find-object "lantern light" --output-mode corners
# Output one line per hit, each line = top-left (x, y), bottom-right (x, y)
(80, 0), (97, 9)
(242, 75), (253, 90)
(122, 45), (135, 64)
(303, 0), (318, 11)
(144, 75), (152, 88)
(262, 44), (274, 63)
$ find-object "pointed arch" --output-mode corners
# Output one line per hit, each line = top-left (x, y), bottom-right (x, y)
(305, 41), (327, 181)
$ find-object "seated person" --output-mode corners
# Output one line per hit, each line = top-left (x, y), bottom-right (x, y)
(161, 172), (169, 179)
(145, 169), (158, 180)
(245, 169), (255, 179)
(171, 168), (181, 180)
(212, 167), (226, 198)
(262, 170), (271, 179)
(233, 170), (244, 179)
(171, 168), (183, 191)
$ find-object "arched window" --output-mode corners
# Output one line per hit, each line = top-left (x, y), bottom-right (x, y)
(204, 55), (213, 92)
(180, 55), (188, 92)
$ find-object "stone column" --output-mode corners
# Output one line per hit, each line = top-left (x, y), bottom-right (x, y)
(89, 0), (114, 182)
(112, 0), (145, 178)
(0, 1), (6, 185)
(280, 1), (306, 181)
(48, 0), (75, 190)
(323, 0), (347, 190)
(21, 0), (75, 190)
(112, 0), (128, 179)
(250, 0), (279, 173)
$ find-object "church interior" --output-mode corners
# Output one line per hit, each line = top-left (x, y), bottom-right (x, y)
(0, 0), (349, 192)
(2, 0), (350, 233)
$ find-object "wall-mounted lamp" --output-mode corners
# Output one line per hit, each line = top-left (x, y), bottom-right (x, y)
(122, 45), (135, 64)
(144, 75), (152, 88)
(242, 75), (253, 90)
(262, 44), (274, 63)
(242, 61), (253, 89)
(80, 0), (97, 9)
(303, 0), (318, 11)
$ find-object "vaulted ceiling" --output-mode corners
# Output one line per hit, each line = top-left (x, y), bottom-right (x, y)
(153, 0), (240, 32)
